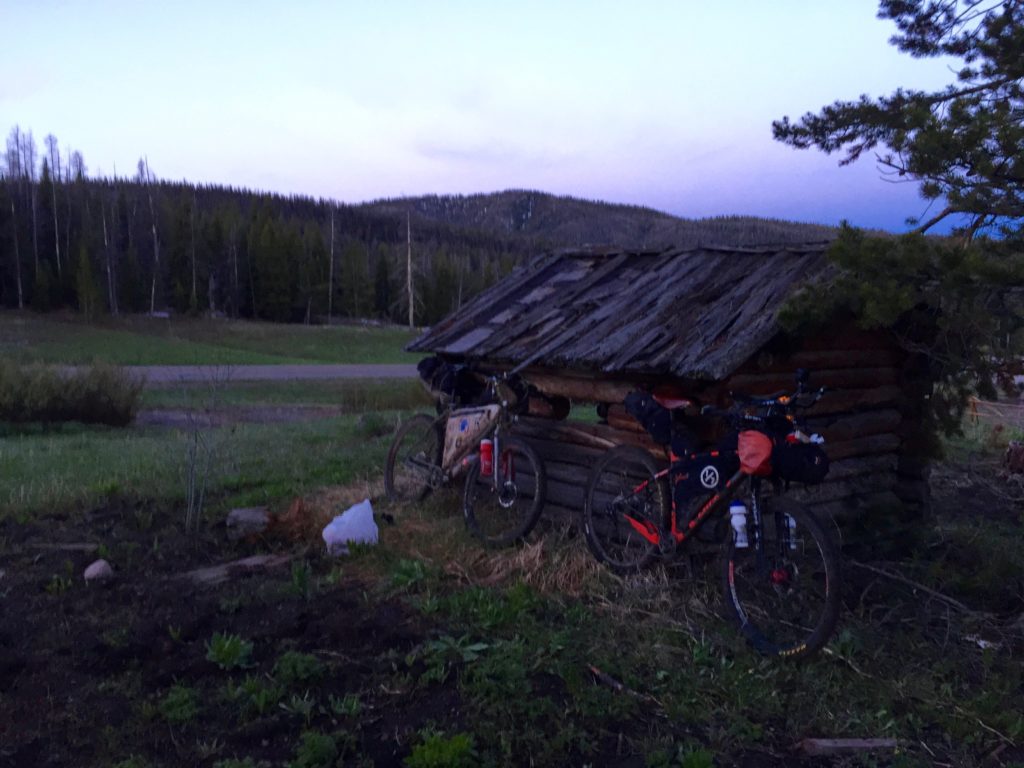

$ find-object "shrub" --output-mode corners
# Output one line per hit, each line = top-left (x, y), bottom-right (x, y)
(0, 361), (143, 426)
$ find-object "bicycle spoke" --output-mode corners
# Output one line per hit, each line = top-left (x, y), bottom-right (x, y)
(584, 446), (667, 573)
(463, 437), (546, 547)
(723, 503), (839, 659)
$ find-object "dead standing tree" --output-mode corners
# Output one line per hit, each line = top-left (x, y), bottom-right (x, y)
(137, 157), (161, 314)
(44, 134), (61, 277)
(328, 205), (335, 324)
(100, 195), (118, 315)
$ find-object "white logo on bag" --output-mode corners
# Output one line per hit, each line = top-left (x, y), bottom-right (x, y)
(699, 466), (719, 489)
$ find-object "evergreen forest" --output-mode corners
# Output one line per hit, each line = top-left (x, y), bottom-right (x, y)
(1, 124), (838, 326)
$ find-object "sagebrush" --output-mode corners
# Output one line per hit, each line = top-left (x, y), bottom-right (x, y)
(0, 361), (143, 426)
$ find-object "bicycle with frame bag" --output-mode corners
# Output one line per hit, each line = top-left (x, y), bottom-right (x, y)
(384, 370), (548, 548)
(583, 369), (841, 659)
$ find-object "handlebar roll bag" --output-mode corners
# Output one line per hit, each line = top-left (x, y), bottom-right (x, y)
(773, 443), (830, 485)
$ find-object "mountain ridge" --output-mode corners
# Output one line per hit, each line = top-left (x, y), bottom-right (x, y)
(359, 189), (838, 250)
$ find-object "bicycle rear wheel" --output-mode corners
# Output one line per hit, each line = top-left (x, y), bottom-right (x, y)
(384, 413), (443, 503)
(584, 445), (669, 574)
(721, 500), (840, 659)
(463, 436), (546, 547)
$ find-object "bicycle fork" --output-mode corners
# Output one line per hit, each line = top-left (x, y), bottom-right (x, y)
(487, 433), (518, 507)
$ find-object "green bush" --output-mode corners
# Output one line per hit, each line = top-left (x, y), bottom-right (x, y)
(0, 361), (143, 426)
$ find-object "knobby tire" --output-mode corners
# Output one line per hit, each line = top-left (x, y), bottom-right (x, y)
(583, 445), (670, 574)
(721, 500), (840, 659)
(384, 413), (443, 503)
(462, 436), (547, 548)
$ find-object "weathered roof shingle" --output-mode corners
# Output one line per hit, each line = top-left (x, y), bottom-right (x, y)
(408, 243), (833, 380)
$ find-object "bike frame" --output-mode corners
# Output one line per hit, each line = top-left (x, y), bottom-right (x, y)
(403, 388), (520, 490)
(622, 466), (793, 567)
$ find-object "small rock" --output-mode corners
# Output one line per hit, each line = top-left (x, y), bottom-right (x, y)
(84, 559), (114, 582)
(226, 506), (271, 540)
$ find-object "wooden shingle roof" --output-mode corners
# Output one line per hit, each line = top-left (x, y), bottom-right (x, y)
(408, 242), (834, 380)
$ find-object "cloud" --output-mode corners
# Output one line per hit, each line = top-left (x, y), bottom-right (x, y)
(414, 137), (576, 169)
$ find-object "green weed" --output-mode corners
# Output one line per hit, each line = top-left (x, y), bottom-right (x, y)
(289, 729), (354, 768)
(290, 560), (312, 600)
(328, 693), (362, 718)
(279, 691), (317, 726)
(405, 729), (477, 768)
(45, 573), (73, 595)
(274, 651), (325, 687)
(646, 745), (715, 768)
(226, 675), (284, 719)
(214, 759), (271, 768)
(407, 634), (489, 685)
(196, 737), (225, 760)
(160, 684), (199, 725)
(206, 632), (255, 671)
(389, 558), (431, 592)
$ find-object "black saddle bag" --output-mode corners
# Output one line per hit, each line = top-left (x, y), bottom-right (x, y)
(623, 391), (672, 445)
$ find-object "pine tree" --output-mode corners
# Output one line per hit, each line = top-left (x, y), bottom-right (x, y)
(373, 244), (392, 319)
(773, 0), (1024, 241)
(75, 242), (101, 320)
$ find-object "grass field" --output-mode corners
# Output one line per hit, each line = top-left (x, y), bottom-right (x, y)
(0, 413), (402, 517)
(3, 339), (1023, 764)
(0, 311), (420, 365)
(2, 414), (1023, 765)
(140, 378), (433, 411)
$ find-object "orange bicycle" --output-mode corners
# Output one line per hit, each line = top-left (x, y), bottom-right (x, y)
(583, 371), (840, 659)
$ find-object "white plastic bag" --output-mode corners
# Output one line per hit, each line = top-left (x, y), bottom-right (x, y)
(322, 498), (378, 556)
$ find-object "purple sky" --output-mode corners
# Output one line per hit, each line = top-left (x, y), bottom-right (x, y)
(1, 1), (957, 231)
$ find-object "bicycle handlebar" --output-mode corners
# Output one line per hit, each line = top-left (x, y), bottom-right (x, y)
(700, 381), (826, 428)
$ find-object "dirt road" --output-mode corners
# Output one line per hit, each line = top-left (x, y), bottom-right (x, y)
(123, 363), (419, 385)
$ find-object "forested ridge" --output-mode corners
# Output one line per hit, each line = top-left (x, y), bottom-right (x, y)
(1, 124), (837, 325)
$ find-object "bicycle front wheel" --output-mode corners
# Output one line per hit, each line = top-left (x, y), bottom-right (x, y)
(384, 413), (443, 503)
(721, 500), (840, 659)
(463, 436), (546, 547)
(583, 445), (669, 574)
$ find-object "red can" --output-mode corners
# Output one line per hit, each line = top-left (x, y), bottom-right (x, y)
(480, 439), (493, 476)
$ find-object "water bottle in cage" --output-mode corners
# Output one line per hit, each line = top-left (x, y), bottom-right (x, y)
(729, 501), (748, 548)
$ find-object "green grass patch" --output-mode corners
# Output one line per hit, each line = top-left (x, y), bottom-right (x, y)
(141, 378), (431, 411)
(345, 481), (1024, 767)
(0, 412), (398, 518)
(0, 311), (419, 365)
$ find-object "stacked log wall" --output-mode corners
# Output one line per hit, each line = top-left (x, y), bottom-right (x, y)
(515, 327), (929, 531)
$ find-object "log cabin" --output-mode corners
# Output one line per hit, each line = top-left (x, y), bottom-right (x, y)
(407, 243), (932, 536)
